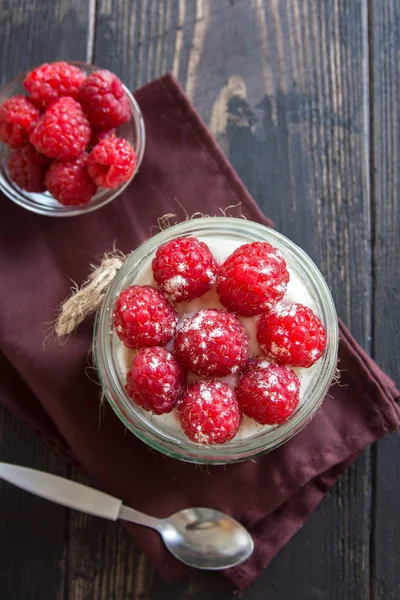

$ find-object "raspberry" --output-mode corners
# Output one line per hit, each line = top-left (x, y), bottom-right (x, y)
(152, 237), (219, 303)
(179, 381), (242, 444)
(78, 69), (131, 128)
(174, 309), (249, 377)
(0, 96), (40, 148)
(237, 364), (300, 425)
(125, 347), (186, 415)
(257, 301), (327, 368)
(87, 137), (136, 188)
(90, 127), (116, 147)
(45, 153), (97, 206)
(113, 285), (178, 349)
(23, 62), (85, 107)
(8, 144), (48, 192)
(29, 97), (91, 159)
(217, 242), (289, 316)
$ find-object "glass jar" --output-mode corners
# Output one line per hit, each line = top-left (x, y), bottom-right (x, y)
(94, 217), (338, 464)
(0, 61), (145, 217)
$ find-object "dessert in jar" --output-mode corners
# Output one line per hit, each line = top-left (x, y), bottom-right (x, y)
(94, 217), (338, 464)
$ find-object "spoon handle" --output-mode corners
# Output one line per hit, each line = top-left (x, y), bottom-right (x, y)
(0, 462), (122, 519)
(0, 462), (162, 531)
(119, 505), (161, 530)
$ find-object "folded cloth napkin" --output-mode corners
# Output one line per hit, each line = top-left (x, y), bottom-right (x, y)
(0, 74), (399, 590)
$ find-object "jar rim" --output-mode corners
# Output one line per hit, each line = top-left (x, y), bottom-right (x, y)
(94, 217), (339, 464)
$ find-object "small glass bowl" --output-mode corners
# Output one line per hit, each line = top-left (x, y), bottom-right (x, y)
(0, 61), (145, 217)
(94, 217), (339, 465)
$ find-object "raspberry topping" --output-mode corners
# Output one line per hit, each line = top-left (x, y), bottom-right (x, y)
(45, 153), (97, 206)
(179, 381), (242, 444)
(174, 309), (249, 377)
(125, 347), (185, 415)
(257, 301), (327, 368)
(0, 96), (40, 148)
(237, 364), (300, 425)
(87, 137), (137, 188)
(217, 242), (289, 316)
(8, 144), (48, 192)
(152, 237), (219, 303)
(113, 285), (178, 349)
(29, 97), (91, 159)
(78, 69), (131, 129)
(23, 62), (85, 107)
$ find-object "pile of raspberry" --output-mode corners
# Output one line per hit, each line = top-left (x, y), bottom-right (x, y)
(113, 237), (327, 445)
(0, 62), (137, 205)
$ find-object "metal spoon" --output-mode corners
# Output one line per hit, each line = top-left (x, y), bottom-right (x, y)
(0, 462), (253, 570)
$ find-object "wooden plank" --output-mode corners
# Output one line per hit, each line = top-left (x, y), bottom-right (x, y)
(0, 1), (89, 598)
(0, 0), (89, 86)
(369, 1), (400, 599)
(90, 1), (373, 599)
(63, 472), (153, 600)
(0, 407), (68, 600)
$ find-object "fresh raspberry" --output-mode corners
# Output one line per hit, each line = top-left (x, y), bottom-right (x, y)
(217, 242), (289, 316)
(174, 309), (249, 377)
(179, 381), (242, 444)
(0, 96), (40, 148)
(237, 364), (300, 425)
(8, 144), (48, 192)
(113, 285), (178, 349)
(29, 97), (91, 159)
(78, 69), (131, 129)
(257, 301), (327, 368)
(45, 153), (97, 206)
(87, 137), (137, 188)
(152, 237), (219, 303)
(90, 127), (116, 147)
(125, 347), (186, 415)
(23, 62), (85, 107)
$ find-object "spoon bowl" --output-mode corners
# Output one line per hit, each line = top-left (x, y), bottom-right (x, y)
(157, 507), (254, 570)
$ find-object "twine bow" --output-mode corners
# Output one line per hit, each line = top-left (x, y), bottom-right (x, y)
(55, 252), (125, 337)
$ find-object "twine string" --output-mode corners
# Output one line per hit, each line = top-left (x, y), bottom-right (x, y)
(55, 252), (125, 337)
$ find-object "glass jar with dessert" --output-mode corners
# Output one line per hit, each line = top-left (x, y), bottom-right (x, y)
(94, 217), (338, 464)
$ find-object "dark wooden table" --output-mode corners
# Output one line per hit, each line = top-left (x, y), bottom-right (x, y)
(1, 1), (399, 598)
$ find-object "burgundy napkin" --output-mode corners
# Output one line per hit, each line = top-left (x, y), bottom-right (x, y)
(0, 74), (399, 590)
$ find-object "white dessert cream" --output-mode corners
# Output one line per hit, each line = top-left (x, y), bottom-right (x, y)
(114, 233), (321, 442)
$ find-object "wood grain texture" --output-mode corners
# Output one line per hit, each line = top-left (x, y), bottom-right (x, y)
(369, 1), (400, 599)
(59, 471), (150, 600)
(1, 0), (399, 598)
(0, 0), (89, 86)
(0, 408), (68, 600)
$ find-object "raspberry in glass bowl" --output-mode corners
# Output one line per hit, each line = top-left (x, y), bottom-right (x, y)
(94, 217), (338, 464)
(0, 61), (145, 216)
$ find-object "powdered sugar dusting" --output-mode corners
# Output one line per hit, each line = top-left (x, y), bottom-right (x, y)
(273, 301), (298, 318)
(163, 275), (189, 301)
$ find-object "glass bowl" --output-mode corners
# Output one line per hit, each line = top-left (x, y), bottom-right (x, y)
(0, 61), (145, 217)
(94, 217), (338, 464)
